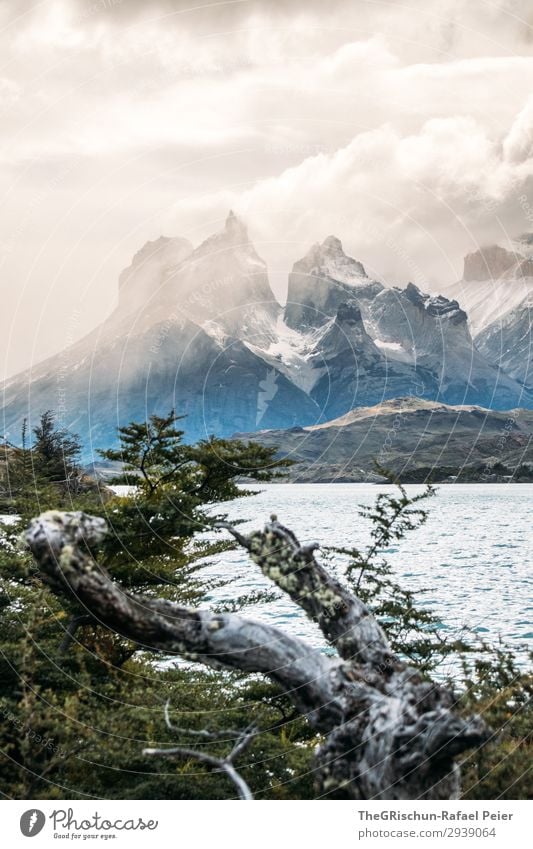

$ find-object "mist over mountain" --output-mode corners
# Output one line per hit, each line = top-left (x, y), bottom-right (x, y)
(442, 239), (533, 335)
(1, 213), (532, 459)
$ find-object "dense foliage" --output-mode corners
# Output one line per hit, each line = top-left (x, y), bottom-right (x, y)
(0, 415), (530, 799)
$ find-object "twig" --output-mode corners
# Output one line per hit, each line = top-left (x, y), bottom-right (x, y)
(163, 701), (242, 740)
(143, 722), (259, 800)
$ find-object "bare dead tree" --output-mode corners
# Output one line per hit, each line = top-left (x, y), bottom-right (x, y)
(143, 704), (258, 800)
(24, 510), (490, 800)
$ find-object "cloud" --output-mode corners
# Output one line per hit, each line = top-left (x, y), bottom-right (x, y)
(503, 96), (533, 163)
(1, 0), (533, 378)
(172, 109), (530, 292)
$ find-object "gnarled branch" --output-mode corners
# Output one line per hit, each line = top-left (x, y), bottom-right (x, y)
(24, 511), (344, 729)
(217, 515), (395, 669)
(24, 510), (490, 800)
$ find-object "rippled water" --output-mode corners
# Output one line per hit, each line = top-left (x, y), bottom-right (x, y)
(203, 483), (532, 663)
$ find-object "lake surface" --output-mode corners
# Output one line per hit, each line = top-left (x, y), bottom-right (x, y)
(202, 483), (532, 667)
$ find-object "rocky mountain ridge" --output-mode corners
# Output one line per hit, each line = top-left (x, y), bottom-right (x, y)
(475, 293), (533, 389)
(238, 397), (533, 482)
(1, 213), (532, 457)
(443, 239), (533, 334)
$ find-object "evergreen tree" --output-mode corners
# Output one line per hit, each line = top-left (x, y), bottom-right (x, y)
(32, 411), (82, 484)
(97, 411), (292, 580)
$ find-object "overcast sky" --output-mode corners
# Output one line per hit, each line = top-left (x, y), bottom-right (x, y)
(2, 0), (533, 378)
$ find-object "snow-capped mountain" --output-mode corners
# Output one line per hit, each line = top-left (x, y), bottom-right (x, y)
(300, 297), (439, 421)
(109, 210), (280, 344)
(443, 241), (533, 334)
(285, 235), (383, 329)
(366, 282), (526, 407)
(475, 293), (533, 388)
(438, 236), (533, 393)
(1, 213), (531, 457)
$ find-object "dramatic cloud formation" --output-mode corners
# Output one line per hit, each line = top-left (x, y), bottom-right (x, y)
(1, 0), (533, 376)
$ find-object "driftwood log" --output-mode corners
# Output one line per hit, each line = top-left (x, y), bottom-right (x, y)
(24, 510), (489, 800)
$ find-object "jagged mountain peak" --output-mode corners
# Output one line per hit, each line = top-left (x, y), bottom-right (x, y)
(225, 208), (248, 239)
(118, 235), (193, 301)
(312, 299), (381, 365)
(113, 234), (195, 331)
(322, 234), (344, 253)
(461, 234), (533, 285)
(158, 212), (280, 343)
(463, 244), (521, 281)
(192, 210), (258, 262)
(370, 284), (472, 360)
(404, 283), (466, 323)
(295, 235), (367, 282)
(441, 237), (533, 333)
(111, 211), (279, 342)
(285, 237), (382, 330)
(367, 281), (531, 407)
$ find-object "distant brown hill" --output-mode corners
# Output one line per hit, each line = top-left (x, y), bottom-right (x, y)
(236, 398), (533, 482)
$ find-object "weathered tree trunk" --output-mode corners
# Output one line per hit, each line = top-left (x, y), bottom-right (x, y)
(25, 510), (489, 799)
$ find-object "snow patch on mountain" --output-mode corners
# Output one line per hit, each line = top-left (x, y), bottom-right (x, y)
(475, 293), (533, 387)
(374, 339), (407, 354)
(244, 315), (322, 393)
